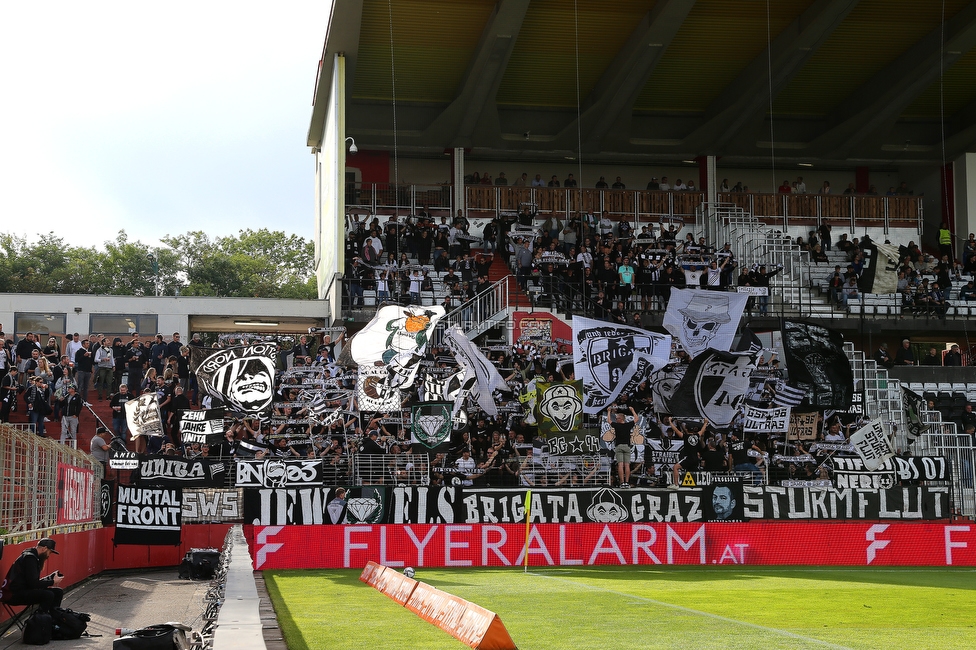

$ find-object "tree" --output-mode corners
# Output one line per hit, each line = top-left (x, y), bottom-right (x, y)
(0, 228), (318, 299)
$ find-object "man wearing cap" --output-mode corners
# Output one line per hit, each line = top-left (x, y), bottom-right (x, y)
(0, 538), (64, 610)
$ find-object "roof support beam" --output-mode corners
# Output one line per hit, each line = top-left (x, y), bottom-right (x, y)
(307, 0), (364, 147)
(682, 0), (859, 153)
(812, 0), (976, 159)
(942, 98), (976, 159)
(422, 0), (530, 147)
(555, 0), (697, 151)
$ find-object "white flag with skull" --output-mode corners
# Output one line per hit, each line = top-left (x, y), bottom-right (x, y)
(663, 288), (748, 358)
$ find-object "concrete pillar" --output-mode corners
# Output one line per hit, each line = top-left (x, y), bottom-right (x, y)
(952, 156), (976, 237)
(452, 147), (465, 216)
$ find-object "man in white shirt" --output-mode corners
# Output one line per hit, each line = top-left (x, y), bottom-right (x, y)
(795, 176), (806, 193)
(455, 450), (477, 486)
(659, 176), (671, 191)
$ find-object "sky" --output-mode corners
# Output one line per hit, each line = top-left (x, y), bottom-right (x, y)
(0, 2), (331, 250)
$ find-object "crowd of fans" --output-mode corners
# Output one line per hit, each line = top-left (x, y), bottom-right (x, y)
(463, 170), (916, 197)
(0, 323), (926, 491)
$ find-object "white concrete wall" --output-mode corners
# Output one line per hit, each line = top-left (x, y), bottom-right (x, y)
(0, 294), (327, 337)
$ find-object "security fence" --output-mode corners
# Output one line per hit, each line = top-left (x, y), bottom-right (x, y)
(0, 423), (103, 538)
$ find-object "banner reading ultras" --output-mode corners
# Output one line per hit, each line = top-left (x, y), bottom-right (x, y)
(246, 523), (976, 569)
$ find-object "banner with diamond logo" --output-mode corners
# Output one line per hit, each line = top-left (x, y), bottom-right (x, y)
(410, 402), (453, 450)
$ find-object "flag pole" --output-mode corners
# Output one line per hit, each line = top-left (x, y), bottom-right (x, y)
(523, 489), (532, 573)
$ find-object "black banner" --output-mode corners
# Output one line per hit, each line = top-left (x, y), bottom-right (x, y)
(242, 486), (387, 525)
(832, 457), (896, 490)
(133, 457), (227, 487)
(235, 459), (323, 488)
(364, 486), (951, 523)
(706, 483), (744, 522)
(178, 408), (225, 445)
(99, 480), (114, 527)
(781, 321), (854, 411)
(667, 349), (753, 427)
(114, 486), (182, 545)
(894, 456), (949, 481)
(742, 485), (949, 520)
(544, 429), (603, 456)
(388, 486), (462, 524)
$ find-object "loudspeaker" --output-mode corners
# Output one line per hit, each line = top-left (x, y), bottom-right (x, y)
(178, 549), (220, 580)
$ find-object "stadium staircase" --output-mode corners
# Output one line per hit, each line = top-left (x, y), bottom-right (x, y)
(700, 203), (840, 318)
(843, 342), (976, 517)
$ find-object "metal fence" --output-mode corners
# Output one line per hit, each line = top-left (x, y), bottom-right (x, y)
(0, 423), (104, 537)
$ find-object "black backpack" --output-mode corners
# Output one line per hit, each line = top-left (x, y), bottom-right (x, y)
(49, 607), (90, 640)
(23, 610), (53, 645)
(114, 624), (190, 650)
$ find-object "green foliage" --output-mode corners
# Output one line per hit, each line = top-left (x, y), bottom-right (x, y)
(266, 566), (976, 650)
(0, 229), (317, 299)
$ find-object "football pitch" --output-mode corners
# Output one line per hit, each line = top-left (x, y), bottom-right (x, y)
(265, 566), (976, 649)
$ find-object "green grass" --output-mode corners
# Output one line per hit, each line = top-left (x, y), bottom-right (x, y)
(264, 566), (976, 649)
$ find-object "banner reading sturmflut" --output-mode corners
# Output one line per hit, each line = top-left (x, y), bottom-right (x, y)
(572, 316), (671, 414)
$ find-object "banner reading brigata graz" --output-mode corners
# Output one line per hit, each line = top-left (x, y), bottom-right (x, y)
(245, 522), (976, 569)
(241, 485), (950, 526)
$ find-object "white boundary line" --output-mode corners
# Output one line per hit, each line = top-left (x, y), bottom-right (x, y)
(527, 571), (855, 650)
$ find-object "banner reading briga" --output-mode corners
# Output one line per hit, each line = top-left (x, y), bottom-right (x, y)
(245, 523), (976, 569)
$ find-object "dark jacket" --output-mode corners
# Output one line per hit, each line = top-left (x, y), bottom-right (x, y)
(2, 548), (53, 597)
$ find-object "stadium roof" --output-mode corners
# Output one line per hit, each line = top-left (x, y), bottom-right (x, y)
(309, 0), (976, 168)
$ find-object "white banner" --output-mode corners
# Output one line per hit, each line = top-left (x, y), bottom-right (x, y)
(849, 419), (895, 471)
(345, 305), (445, 388)
(572, 316), (672, 414)
(743, 405), (791, 433)
(125, 393), (163, 438)
(735, 286), (768, 296)
(663, 288), (748, 358)
(443, 326), (508, 417)
(356, 365), (402, 413)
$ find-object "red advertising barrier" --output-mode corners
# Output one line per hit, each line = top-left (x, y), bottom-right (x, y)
(245, 522), (976, 569)
(0, 524), (231, 602)
(360, 561), (517, 650)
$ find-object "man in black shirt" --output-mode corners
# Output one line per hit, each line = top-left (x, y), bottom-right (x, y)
(702, 436), (727, 471)
(728, 431), (763, 483)
(127, 341), (147, 393)
(74, 339), (94, 403)
(59, 385), (83, 444)
(0, 367), (19, 422)
(111, 384), (131, 440)
(607, 405), (637, 488)
(0, 538), (64, 610)
(671, 419), (707, 488)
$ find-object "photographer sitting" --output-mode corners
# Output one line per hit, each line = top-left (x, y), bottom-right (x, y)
(0, 538), (64, 610)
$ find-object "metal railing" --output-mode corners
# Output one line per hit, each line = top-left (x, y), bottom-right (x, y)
(842, 343), (976, 517)
(351, 453), (432, 486)
(343, 183), (924, 234)
(0, 423), (104, 536)
(436, 276), (510, 338)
